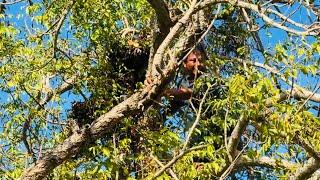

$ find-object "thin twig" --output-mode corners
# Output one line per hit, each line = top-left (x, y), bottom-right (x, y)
(294, 83), (320, 115)
(224, 108), (232, 162)
(219, 137), (252, 180)
(151, 153), (179, 180)
(183, 85), (211, 150)
(152, 144), (208, 179)
(52, 1), (75, 57)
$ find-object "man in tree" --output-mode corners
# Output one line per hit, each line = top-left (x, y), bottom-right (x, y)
(163, 49), (206, 101)
(145, 48), (206, 102)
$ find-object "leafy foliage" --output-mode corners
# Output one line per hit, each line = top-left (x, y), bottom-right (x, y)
(0, 0), (319, 179)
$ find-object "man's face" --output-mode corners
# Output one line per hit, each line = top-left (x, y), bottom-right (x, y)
(183, 52), (205, 75)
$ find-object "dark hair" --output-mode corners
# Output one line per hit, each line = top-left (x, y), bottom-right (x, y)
(184, 49), (206, 63)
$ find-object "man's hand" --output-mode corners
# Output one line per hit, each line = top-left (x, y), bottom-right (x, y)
(163, 87), (193, 100)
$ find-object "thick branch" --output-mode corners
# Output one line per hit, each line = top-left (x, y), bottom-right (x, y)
(147, 0), (173, 34)
(21, 129), (88, 179)
(236, 155), (297, 170)
(150, 0), (227, 78)
(227, 115), (248, 159)
(309, 171), (320, 180)
(289, 158), (320, 180)
(280, 87), (320, 103)
(294, 136), (320, 162)
(150, 0), (198, 78)
(198, 0), (319, 36)
(22, 93), (146, 179)
(21, 75), (173, 179)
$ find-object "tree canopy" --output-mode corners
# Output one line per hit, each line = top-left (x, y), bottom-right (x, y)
(0, 0), (320, 179)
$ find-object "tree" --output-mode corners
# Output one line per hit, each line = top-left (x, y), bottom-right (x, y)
(0, 0), (319, 179)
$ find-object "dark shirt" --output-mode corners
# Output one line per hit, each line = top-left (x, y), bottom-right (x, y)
(174, 69), (194, 90)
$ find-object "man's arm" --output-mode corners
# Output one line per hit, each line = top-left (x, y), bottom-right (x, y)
(163, 87), (193, 100)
